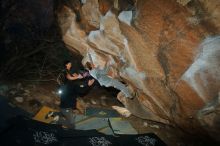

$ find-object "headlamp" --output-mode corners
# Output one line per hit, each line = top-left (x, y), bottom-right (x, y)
(58, 89), (63, 94)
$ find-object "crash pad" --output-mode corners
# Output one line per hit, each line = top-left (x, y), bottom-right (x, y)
(74, 115), (114, 135)
(33, 106), (57, 123)
(109, 118), (138, 135)
(85, 107), (120, 118)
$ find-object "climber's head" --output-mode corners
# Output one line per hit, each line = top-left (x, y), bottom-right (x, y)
(64, 60), (72, 70)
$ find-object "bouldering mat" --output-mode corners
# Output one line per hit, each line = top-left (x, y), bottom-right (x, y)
(85, 107), (120, 118)
(74, 115), (114, 135)
(33, 106), (57, 123)
(109, 118), (138, 135)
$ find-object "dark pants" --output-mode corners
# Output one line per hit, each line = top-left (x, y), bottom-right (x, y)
(59, 82), (77, 109)
(57, 78), (97, 128)
(68, 77), (97, 97)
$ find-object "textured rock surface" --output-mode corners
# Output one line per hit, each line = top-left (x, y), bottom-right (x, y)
(58, 6), (89, 55)
(58, 0), (220, 140)
(197, 92), (220, 142)
(81, 0), (102, 29)
(198, 0), (220, 31)
(177, 0), (191, 6)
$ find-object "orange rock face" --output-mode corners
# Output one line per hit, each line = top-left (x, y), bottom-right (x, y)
(57, 0), (220, 140)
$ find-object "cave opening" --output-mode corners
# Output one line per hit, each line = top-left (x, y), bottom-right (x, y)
(0, 0), (220, 146)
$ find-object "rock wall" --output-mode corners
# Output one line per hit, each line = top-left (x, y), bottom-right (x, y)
(197, 92), (220, 142)
(57, 0), (220, 140)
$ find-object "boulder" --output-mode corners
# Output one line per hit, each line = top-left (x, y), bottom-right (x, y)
(57, 0), (220, 138)
(112, 105), (131, 117)
(81, 0), (102, 29)
(118, 11), (133, 26)
(197, 92), (220, 142)
(58, 6), (89, 55)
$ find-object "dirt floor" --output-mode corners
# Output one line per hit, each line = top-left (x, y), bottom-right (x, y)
(0, 81), (217, 146)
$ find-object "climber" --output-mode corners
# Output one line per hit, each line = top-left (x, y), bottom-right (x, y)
(64, 60), (96, 94)
(85, 61), (134, 99)
(62, 60), (95, 106)
(64, 60), (83, 81)
(46, 76), (95, 129)
(46, 61), (95, 128)
(46, 81), (76, 128)
(64, 60), (94, 81)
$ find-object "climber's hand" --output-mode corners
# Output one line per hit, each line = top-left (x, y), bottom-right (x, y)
(88, 79), (95, 86)
(78, 74), (83, 79)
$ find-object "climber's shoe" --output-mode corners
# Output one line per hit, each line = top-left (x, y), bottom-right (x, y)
(45, 111), (55, 119)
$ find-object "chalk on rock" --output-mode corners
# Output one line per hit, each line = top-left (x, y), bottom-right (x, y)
(177, 0), (191, 6)
(118, 11), (133, 26)
(81, 0), (87, 4)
